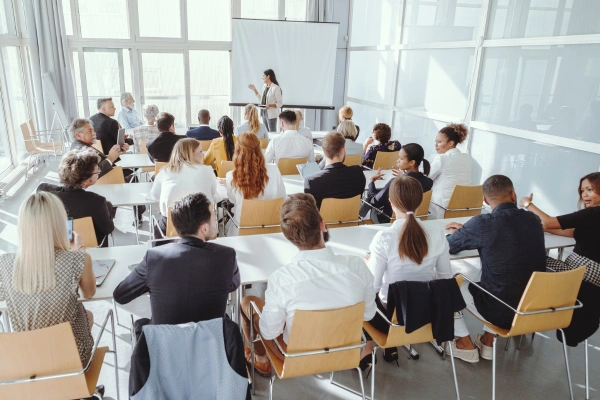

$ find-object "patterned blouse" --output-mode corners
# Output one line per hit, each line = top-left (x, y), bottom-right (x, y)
(132, 124), (160, 154)
(362, 140), (401, 169)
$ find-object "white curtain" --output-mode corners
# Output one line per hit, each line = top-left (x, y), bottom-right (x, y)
(23, 0), (77, 132)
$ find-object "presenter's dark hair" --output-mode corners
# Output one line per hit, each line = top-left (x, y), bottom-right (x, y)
(264, 69), (280, 87)
(217, 115), (236, 161)
(402, 143), (430, 176)
(279, 110), (297, 125)
(171, 192), (212, 237)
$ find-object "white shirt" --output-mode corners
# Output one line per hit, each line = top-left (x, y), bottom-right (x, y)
(264, 130), (316, 164)
(429, 148), (472, 218)
(225, 163), (286, 235)
(150, 164), (219, 215)
(367, 219), (452, 305)
(234, 121), (269, 139)
(259, 247), (377, 343)
(297, 127), (313, 141)
(255, 83), (283, 120)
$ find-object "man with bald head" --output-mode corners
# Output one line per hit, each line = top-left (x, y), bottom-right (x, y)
(186, 109), (220, 140)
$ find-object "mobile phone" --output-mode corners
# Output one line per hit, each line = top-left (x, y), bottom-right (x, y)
(67, 218), (73, 242)
(117, 128), (126, 146)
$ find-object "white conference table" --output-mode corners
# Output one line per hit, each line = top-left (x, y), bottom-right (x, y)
(87, 182), (157, 207)
(118, 154), (154, 169)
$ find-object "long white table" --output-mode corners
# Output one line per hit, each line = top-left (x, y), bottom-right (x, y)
(87, 182), (157, 207)
(118, 154), (154, 169)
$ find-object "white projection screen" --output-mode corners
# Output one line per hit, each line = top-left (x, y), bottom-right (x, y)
(231, 19), (338, 109)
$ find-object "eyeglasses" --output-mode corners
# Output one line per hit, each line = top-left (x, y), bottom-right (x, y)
(91, 171), (101, 176)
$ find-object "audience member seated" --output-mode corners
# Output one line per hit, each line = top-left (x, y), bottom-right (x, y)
(319, 120), (362, 169)
(132, 104), (160, 154)
(146, 112), (185, 163)
(114, 192), (240, 327)
(446, 175), (546, 361)
(37, 149), (116, 247)
(361, 143), (432, 223)
(70, 118), (124, 178)
(0, 193), (101, 396)
(117, 92), (143, 129)
(294, 109), (312, 141)
(240, 193), (376, 376)
(150, 138), (218, 238)
(429, 123), (472, 219)
(338, 105), (360, 137)
(186, 109), (220, 140)
(363, 176), (477, 364)
(264, 110), (315, 164)
(235, 104), (268, 139)
(225, 132), (285, 236)
(90, 97), (133, 155)
(519, 172), (600, 286)
(304, 131), (365, 209)
(362, 123), (400, 169)
(204, 115), (237, 177)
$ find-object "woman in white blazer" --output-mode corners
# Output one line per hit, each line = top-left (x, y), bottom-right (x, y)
(428, 123), (473, 219)
(248, 69), (283, 132)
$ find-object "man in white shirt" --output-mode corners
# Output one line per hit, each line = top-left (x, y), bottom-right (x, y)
(117, 92), (143, 129)
(264, 110), (315, 164)
(240, 193), (376, 377)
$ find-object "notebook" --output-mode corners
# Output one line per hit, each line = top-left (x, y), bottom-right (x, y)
(93, 259), (116, 286)
(296, 162), (321, 180)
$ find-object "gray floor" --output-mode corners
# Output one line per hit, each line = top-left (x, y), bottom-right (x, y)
(1, 157), (598, 400)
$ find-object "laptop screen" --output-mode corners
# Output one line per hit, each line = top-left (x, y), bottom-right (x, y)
(296, 162), (321, 180)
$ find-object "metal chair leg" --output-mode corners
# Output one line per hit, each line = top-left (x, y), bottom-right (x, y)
(585, 339), (589, 400)
(109, 311), (121, 400)
(517, 335), (523, 350)
(356, 367), (366, 400)
(250, 304), (255, 395)
(269, 375), (276, 400)
(504, 336), (510, 351)
(558, 329), (574, 400)
(371, 346), (377, 400)
(447, 340), (461, 400)
(492, 336), (497, 400)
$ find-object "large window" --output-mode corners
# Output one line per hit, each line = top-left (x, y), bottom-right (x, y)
(78, 0), (129, 39)
(189, 51), (230, 128)
(1, 47), (29, 162)
(187, 0), (231, 41)
(138, 0), (181, 38)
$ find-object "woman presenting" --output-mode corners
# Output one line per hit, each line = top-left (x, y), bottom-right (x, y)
(248, 69), (283, 132)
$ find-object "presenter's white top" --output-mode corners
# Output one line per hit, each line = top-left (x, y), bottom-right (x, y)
(367, 219), (452, 304)
(150, 164), (219, 215)
(255, 83), (283, 120)
(264, 130), (315, 164)
(234, 120), (269, 139)
(428, 148), (472, 218)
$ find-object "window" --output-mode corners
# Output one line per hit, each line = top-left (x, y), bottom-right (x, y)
(189, 51), (230, 128)
(83, 49), (130, 116)
(346, 101), (391, 143)
(392, 113), (450, 155)
(138, 0), (181, 38)
(347, 51), (396, 105)
(78, 0), (129, 39)
(350, 0), (401, 46)
(285, 0), (308, 21)
(1, 47), (29, 162)
(0, 96), (12, 174)
(0, 0), (15, 35)
(72, 52), (84, 116)
(61, 0), (73, 35)
(187, 0), (231, 41)
(241, 0), (279, 20)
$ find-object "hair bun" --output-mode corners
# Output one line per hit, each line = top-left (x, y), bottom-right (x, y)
(449, 123), (469, 142)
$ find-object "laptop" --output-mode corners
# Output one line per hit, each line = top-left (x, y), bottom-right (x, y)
(93, 259), (116, 286)
(296, 162), (321, 180)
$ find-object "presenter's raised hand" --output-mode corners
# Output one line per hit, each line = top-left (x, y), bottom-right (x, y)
(248, 84), (257, 93)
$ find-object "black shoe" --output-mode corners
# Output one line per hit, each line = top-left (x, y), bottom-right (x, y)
(383, 347), (399, 365)
(81, 385), (104, 400)
(359, 354), (377, 379)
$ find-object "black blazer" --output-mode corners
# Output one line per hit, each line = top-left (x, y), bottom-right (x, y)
(113, 236), (241, 325)
(37, 183), (116, 246)
(304, 162), (366, 209)
(89, 113), (132, 155)
(146, 132), (186, 163)
(69, 140), (113, 178)
(186, 125), (220, 141)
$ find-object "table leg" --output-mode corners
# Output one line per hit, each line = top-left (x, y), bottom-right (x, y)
(149, 204), (154, 241)
(558, 248), (564, 261)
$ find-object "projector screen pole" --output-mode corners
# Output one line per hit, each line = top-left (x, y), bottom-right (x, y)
(49, 108), (70, 144)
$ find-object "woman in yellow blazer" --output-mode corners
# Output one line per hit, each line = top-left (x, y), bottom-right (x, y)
(204, 116), (237, 177)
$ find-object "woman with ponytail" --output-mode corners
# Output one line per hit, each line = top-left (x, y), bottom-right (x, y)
(235, 104), (268, 139)
(204, 115), (237, 177)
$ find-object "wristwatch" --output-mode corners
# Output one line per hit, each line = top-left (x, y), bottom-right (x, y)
(523, 201), (532, 209)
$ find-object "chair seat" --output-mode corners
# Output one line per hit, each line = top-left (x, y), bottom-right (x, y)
(464, 311), (512, 338)
(263, 339), (285, 378)
(363, 321), (434, 349)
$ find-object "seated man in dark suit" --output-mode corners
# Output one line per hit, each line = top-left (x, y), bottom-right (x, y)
(186, 109), (220, 140)
(146, 112), (186, 163)
(304, 131), (366, 209)
(90, 97), (133, 155)
(445, 175), (546, 361)
(113, 192), (240, 325)
(37, 148), (115, 246)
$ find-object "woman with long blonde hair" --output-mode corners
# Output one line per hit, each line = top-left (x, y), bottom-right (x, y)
(225, 132), (286, 235)
(150, 138), (218, 238)
(235, 104), (268, 139)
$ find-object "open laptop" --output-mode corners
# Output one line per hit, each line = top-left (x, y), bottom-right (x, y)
(296, 162), (321, 181)
(93, 259), (116, 286)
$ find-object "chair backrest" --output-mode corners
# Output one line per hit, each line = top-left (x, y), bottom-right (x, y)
(198, 140), (213, 151)
(443, 185), (483, 218)
(155, 162), (168, 176)
(373, 151), (399, 170)
(27, 119), (44, 146)
(220, 161), (234, 178)
(91, 141), (104, 154)
(238, 197), (284, 236)
(0, 322), (106, 399)
(343, 154), (362, 167)
(165, 207), (177, 237)
(95, 166), (125, 185)
(278, 302), (365, 379)
(73, 217), (98, 247)
(416, 190), (432, 220)
(259, 137), (268, 149)
(508, 266), (586, 336)
(140, 140), (148, 154)
(277, 157), (308, 175)
(19, 123), (38, 153)
(320, 195), (362, 228)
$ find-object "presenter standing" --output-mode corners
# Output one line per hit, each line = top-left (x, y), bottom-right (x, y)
(248, 69), (282, 132)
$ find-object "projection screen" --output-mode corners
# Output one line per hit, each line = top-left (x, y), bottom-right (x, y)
(231, 18), (338, 109)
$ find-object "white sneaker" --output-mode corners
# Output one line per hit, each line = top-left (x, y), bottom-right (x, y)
(446, 338), (479, 363)
(475, 333), (494, 360)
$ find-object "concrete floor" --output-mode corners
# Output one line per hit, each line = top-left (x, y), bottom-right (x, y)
(0, 157), (598, 400)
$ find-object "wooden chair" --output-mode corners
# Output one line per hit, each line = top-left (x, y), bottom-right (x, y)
(154, 162), (168, 176)
(259, 137), (268, 149)
(432, 185), (484, 218)
(20, 123), (55, 180)
(372, 151), (399, 170)
(363, 277), (462, 400)
(277, 157), (308, 175)
(139, 141), (155, 174)
(166, 207), (177, 237)
(415, 190), (432, 220)
(343, 154), (362, 166)
(320, 195), (362, 228)
(220, 161), (234, 177)
(197, 139), (213, 151)
(457, 267), (586, 400)
(73, 217), (99, 248)
(225, 198), (284, 236)
(249, 302), (367, 399)
(27, 119), (63, 155)
(0, 311), (120, 400)
(95, 166), (125, 185)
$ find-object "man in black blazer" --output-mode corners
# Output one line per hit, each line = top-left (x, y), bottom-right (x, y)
(186, 109), (220, 140)
(113, 192), (240, 325)
(147, 112), (186, 163)
(90, 97), (133, 155)
(304, 131), (366, 209)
